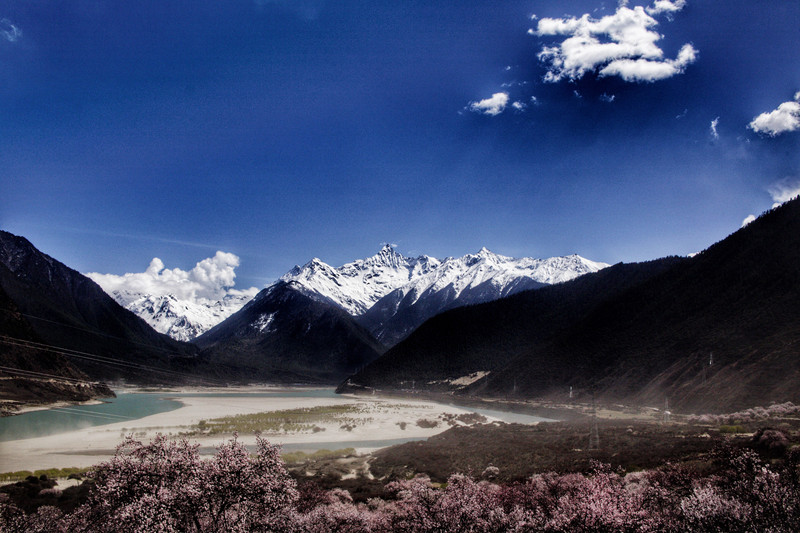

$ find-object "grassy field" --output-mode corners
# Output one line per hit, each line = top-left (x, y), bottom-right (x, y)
(184, 404), (370, 435)
(0, 467), (86, 483)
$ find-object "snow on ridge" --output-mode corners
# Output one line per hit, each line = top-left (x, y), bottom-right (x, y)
(280, 244), (441, 315)
(393, 249), (609, 308)
(111, 245), (609, 341)
(281, 245), (609, 316)
(113, 290), (254, 342)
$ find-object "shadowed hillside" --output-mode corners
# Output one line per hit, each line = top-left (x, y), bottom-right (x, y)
(343, 198), (800, 413)
(196, 281), (384, 383)
(0, 275), (114, 411)
(0, 231), (205, 385)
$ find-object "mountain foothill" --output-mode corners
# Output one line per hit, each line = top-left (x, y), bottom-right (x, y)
(2, 196), (800, 413)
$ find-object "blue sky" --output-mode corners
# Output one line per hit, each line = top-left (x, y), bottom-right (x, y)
(1, 0), (798, 292)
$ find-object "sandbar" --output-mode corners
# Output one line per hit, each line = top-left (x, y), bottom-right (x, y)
(0, 389), (492, 472)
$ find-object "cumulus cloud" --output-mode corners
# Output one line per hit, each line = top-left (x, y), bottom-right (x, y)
(512, 101), (527, 111)
(531, 2), (696, 83)
(741, 214), (756, 228)
(748, 92), (800, 136)
(600, 93), (616, 103)
(710, 117), (719, 139)
(469, 92), (509, 116)
(0, 18), (21, 42)
(768, 179), (800, 207)
(86, 251), (259, 305)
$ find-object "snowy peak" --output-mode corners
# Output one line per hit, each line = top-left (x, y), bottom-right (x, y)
(111, 290), (254, 342)
(389, 250), (608, 309)
(279, 245), (609, 341)
(280, 245), (441, 316)
(357, 249), (611, 345)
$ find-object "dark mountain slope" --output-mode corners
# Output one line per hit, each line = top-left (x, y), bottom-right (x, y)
(342, 257), (682, 391)
(0, 276), (114, 411)
(343, 199), (800, 413)
(196, 281), (384, 383)
(358, 276), (546, 347)
(477, 199), (800, 412)
(0, 231), (202, 383)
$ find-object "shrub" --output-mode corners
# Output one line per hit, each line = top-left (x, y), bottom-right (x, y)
(68, 434), (298, 532)
(415, 419), (438, 429)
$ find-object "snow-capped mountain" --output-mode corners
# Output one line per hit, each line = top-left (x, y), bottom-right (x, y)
(111, 244), (607, 346)
(280, 244), (441, 315)
(277, 244), (609, 345)
(111, 290), (254, 342)
(359, 248), (610, 344)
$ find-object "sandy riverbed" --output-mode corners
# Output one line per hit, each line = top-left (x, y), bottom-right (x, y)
(0, 389), (491, 472)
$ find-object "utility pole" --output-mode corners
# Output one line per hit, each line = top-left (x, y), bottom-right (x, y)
(663, 397), (670, 424)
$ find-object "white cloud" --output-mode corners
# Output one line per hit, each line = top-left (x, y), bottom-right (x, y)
(0, 18), (21, 42)
(768, 179), (800, 207)
(710, 116), (719, 139)
(646, 0), (686, 16)
(600, 93), (616, 103)
(512, 101), (527, 111)
(748, 92), (800, 136)
(741, 214), (756, 228)
(532, 3), (696, 83)
(86, 251), (259, 305)
(469, 92), (509, 116)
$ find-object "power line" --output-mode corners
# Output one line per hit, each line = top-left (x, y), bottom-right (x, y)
(0, 335), (226, 387)
(0, 365), (93, 384)
(0, 307), (189, 356)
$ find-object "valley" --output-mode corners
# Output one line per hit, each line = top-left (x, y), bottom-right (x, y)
(3, 197), (800, 530)
(0, 386), (551, 472)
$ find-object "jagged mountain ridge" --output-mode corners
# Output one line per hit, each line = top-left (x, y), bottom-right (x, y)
(280, 244), (442, 316)
(191, 246), (607, 383)
(341, 198), (800, 413)
(282, 245), (609, 345)
(102, 244), (608, 345)
(111, 290), (254, 342)
(360, 249), (609, 345)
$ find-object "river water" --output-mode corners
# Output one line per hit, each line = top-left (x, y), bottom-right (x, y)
(0, 388), (552, 444)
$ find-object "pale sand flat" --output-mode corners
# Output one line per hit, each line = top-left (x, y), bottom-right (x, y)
(0, 391), (488, 472)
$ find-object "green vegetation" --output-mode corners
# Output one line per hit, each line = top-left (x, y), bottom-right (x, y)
(0, 467), (86, 483)
(185, 404), (367, 435)
(281, 448), (356, 464)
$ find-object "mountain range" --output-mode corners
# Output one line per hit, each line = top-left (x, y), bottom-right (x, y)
(109, 290), (253, 342)
(116, 244), (608, 347)
(341, 198), (800, 413)
(190, 245), (607, 381)
(4, 197), (800, 412)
